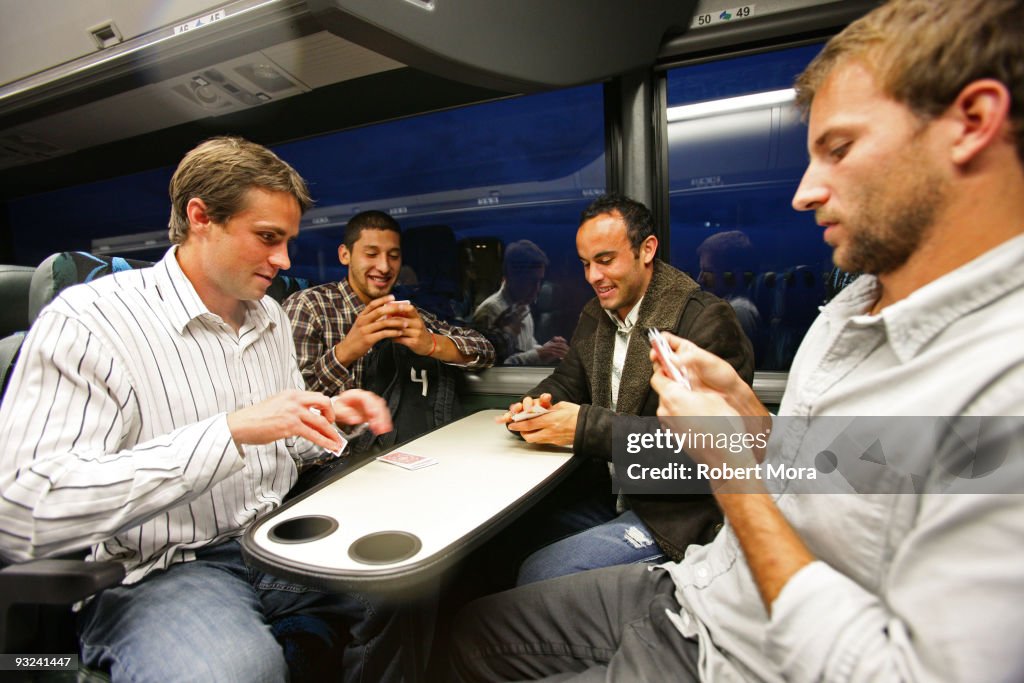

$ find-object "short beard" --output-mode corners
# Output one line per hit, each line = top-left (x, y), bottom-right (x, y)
(838, 161), (947, 276)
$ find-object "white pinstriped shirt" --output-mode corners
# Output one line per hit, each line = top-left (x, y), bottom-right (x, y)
(0, 247), (322, 584)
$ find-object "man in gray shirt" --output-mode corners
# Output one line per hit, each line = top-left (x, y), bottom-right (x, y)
(452, 0), (1024, 680)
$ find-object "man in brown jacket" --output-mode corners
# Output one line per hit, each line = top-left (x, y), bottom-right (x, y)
(502, 194), (754, 584)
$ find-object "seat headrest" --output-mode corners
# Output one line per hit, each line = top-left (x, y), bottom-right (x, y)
(0, 331), (26, 397)
(266, 274), (310, 304)
(28, 252), (153, 324)
(0, 265), (35, 337)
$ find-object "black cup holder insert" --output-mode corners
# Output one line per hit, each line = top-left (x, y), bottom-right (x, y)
(348, 531), (422, 565)
(268, 515), (338, 544)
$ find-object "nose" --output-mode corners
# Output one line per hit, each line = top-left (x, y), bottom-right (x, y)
(269, 242), (291, 271)
(586, 264), (604, 285)
(791, 163), (830, 212)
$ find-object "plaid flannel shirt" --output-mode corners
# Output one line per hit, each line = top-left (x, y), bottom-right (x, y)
(283, 279), (494, 396)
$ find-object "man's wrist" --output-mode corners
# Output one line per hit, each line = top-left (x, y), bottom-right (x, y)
(333, 339), (359, 367)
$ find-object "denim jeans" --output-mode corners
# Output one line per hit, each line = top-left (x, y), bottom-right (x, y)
(516, 510), (668, 586)
(77, 539), (408, 682)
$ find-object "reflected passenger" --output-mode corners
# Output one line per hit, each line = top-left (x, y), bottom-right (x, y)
(697, 230), (763, 350)
(473, 239), (569, 365)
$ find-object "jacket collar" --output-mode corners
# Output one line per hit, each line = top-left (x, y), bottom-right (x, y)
(589, 260), (700, 413)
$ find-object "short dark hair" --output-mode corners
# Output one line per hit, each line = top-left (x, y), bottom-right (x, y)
(344, 210), (401, 249)
(168, 136), (312, 245)
(503, 239), (549, 275)
(579, 194), (654, 253)
(698, 231), (755, 270)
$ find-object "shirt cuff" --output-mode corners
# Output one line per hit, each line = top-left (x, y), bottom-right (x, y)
(312, 348), (355, 393)
(444, 335), (480, 367)
(766, 560), (886, 683)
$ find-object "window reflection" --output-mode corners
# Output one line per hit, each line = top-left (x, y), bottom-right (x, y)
(666, 44), (830, 371)
(7, 86), (606, 370)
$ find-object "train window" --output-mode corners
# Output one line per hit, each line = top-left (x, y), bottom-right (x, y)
(665, 44), (828, 372)
(5, 84), (605, 367)
(281, 84), (605, 366)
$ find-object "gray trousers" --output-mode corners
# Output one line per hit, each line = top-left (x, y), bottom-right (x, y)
(451, 564), (701, 682)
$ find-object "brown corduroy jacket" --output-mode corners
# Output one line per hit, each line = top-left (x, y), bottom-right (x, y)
(530, 259), (755, 559)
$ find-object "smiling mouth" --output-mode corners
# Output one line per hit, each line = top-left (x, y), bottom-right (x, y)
(595, 285), (616, 297)
(368, 274), (391, 287)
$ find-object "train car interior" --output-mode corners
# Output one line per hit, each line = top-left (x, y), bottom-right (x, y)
(0, 0), (884, 676)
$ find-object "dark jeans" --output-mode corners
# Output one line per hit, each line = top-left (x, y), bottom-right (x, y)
(78, 539), (411, 682)
(451, 564), (700, 682)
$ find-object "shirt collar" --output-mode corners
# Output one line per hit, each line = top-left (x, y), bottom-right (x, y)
(338, 277), (369, 313)
(157, 245), (274, 336)
(605, 296), (644, 334)
(823, 234), (1024, 363)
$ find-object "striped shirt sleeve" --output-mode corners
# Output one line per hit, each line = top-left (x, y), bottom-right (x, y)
(0, 311), (243, 562)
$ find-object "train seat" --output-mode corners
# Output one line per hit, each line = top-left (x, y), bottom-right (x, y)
(0, 265), (34, 339)
(399, 225), (464, 320)
(0, 265), (34, 395)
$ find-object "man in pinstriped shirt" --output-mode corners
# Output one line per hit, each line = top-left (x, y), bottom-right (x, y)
(0, 137), (407, 682)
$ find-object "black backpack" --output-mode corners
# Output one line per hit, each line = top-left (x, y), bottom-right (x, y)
(349, 338), (464, 454)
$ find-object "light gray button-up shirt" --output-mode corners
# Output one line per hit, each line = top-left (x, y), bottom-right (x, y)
(665, 234), (1024, 682)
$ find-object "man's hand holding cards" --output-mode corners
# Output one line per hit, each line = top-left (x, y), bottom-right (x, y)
(511, 405), (550, 421)
(501, 392), (579, 448)
(498, 393), (554, 426)
(377, 450), (438, 470)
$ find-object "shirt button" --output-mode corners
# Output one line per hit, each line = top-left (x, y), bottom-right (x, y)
(695, 564), (709, 579)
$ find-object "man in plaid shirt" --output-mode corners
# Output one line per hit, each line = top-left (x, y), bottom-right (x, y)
(283, 210), (494, 399)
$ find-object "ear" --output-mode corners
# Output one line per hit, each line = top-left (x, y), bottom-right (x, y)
(948, 79), (1012, 166)
(641, 235), (658, 266)
(338, 244), (351, 266)
(185, 198), (213, 236)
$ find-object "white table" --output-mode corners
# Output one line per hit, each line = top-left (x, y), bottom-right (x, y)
(241, 409), (575, 592)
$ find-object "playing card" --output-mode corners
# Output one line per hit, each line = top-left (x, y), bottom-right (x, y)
(376, 450), (438, 470)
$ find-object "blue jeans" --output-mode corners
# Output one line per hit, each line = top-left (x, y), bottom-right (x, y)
(516, 510), (668, 586)
(77, 539), (408, 682)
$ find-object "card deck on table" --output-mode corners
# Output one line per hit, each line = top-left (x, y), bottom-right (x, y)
(376, 450), (438, 470)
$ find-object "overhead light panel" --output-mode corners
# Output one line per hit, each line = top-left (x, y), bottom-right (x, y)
(667, 88), (796, 122)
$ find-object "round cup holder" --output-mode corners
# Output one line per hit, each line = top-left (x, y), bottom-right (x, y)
(348, 531), (422, 565)
(268, 515), (338, 544)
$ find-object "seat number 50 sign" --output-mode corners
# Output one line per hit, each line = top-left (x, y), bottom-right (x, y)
(691, 5), (756, 28)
